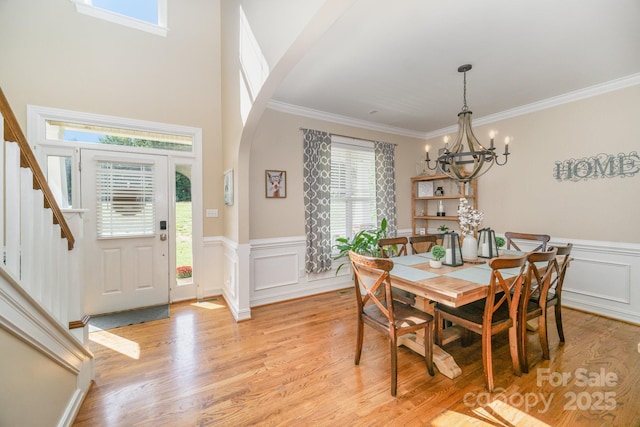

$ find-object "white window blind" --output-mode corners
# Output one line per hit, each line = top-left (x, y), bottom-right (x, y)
(331, 140), (376, 244)
(96, 161), (155, 238)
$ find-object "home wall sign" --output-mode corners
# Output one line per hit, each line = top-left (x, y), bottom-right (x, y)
(554, 152), (639, 182)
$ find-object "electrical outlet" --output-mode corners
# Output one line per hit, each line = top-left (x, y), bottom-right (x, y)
(206, 209), (219, 218)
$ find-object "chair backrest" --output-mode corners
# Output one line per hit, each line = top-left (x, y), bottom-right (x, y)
(486, 255), (528, 321)
(378, 237), (408, 258)
(409, 235), (438, 254)
(505, 232), (551, 252)
(349, 251), (396, 323)
(549, 243), (573, 297)
(524, 248), (559, 306)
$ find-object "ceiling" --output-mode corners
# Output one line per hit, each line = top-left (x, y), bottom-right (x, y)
(271, 0), (640, 138)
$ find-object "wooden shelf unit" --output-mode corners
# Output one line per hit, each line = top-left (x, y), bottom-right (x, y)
(411, 174), (478, 236)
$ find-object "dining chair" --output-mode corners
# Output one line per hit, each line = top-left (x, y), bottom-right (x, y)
(548, 243), (573, 347)
(504, 232), (550, 252)
(519, 244), (573, 372)
(434, 254), (527, 392)
(378, 237), (408, 258)
(349, 251), (434, 396)
(517, 247), (558, 373)
(409, 235), (438, 254)
(378, 237), (415, 305)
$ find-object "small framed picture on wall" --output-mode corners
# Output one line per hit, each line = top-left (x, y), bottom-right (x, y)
(224, 169), (233, 205)
(265, 170), (286, 198)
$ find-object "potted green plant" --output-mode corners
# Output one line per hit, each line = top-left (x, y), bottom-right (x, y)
(437, 224), (449, 233)
(495, 236), (506, 255)
(333, 218), (388, 274)
(430, 245), (446, 268)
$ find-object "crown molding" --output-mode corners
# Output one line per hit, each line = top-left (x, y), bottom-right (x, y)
(266, 100), (426, 139)
(268, 73), (640, 141)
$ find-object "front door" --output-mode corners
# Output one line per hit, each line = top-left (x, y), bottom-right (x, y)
(81, 149), (169, 315)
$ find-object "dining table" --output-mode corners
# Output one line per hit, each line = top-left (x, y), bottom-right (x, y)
(388, 249), (527, 379)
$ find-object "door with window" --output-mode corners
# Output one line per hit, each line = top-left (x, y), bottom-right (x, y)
(81, 149), (169, 315)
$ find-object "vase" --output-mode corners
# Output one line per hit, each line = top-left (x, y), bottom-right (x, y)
(462, 234), (478, 261)
(429, 259), (442, 268)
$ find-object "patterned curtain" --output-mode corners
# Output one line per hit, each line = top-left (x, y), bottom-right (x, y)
(374, 141), (397, 236)
(303, 129), (333, 273)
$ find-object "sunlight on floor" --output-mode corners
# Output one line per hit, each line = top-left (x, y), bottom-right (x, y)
(431, 399), (552, 427)
(191, 301), (225, 310)
(90, 331), (141, 360)
(430, 410), (498, 426)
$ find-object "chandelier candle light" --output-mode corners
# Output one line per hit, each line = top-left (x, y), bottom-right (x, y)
(425, 64), (511, 182)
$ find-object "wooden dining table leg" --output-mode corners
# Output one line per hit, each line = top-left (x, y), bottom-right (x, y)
(396, 296), (462, 379)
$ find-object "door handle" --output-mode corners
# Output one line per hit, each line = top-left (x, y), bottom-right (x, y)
(160, 233), (167, 241)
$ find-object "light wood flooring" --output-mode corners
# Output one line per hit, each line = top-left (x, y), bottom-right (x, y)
(73, 290), (640, 426)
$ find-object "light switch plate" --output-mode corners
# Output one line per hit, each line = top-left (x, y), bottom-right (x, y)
(206, 209), (219, 218)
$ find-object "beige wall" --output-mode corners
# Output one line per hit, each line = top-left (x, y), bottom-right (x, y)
(250, 108), (425, 239)
(250, 85), (640, 243)
(0, 0), (223, 237)
(429, 85), (640, 243)
(0, 328), (76, 426)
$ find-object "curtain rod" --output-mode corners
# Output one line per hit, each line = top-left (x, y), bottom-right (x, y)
(299, 128), (396, 145)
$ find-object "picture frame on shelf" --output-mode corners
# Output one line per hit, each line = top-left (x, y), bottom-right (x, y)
(417, 181), (434, 197)
(265, 170), (286, 198)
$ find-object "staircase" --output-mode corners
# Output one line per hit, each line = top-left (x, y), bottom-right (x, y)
(0, 87), (93, 427)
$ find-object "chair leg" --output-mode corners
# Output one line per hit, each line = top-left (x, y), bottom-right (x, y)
(424, 322), (435, 376)
(481, 330), (494, 392)
(434, 310), (443, 346)
(355, 317), (364, 365)
(539, 311), (550, 360)
(508, 324), (522, 377)
(518, 314), (529, 374)
(555, 304), (565, 343)
(390, 331), (398, 396)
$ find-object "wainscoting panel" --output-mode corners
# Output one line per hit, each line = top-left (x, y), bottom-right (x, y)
(253, 252), (300, 291)
(201, 238), (224, 299)
(549, 238), (639, 325)
(249, 236), (350, 307)
(564, 257), (630, 304)
(246, 233), (640, 325)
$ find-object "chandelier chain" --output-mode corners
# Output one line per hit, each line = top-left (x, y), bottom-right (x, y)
(462, 70), (469, 112)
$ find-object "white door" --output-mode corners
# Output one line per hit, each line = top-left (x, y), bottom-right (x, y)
(81, 149), (169, 315)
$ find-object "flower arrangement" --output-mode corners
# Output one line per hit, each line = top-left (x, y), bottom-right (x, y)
(457, 198), (484, 236)
(177, 265), (192, 279)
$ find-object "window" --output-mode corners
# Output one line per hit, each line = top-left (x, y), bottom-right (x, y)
(330, 138), (377, 245)
(45, 120), (193, 153)
(96, 161), (155, 238)
(72, 0), (168, 36)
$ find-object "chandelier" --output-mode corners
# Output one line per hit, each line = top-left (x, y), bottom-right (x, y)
(425, 64), (510, 182)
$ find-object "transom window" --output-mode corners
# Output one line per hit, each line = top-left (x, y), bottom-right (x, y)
(71, 0), (168, 36)
(45, 120), (193, 152)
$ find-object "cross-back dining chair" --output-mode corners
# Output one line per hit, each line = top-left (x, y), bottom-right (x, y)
(434, 254), (527, 392)
(349, 251), (434, 396)
(519, 244), (573, 372)
(547, 243), (573, 346)
(378, 237), (408, 258)
(409, 235), (438, 254)
(504, 232), (551, 252)
(517, 247), (558, 373)
(378, 236), (415, 305)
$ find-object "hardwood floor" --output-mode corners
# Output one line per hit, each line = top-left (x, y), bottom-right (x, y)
(73, 291), (640, 426)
